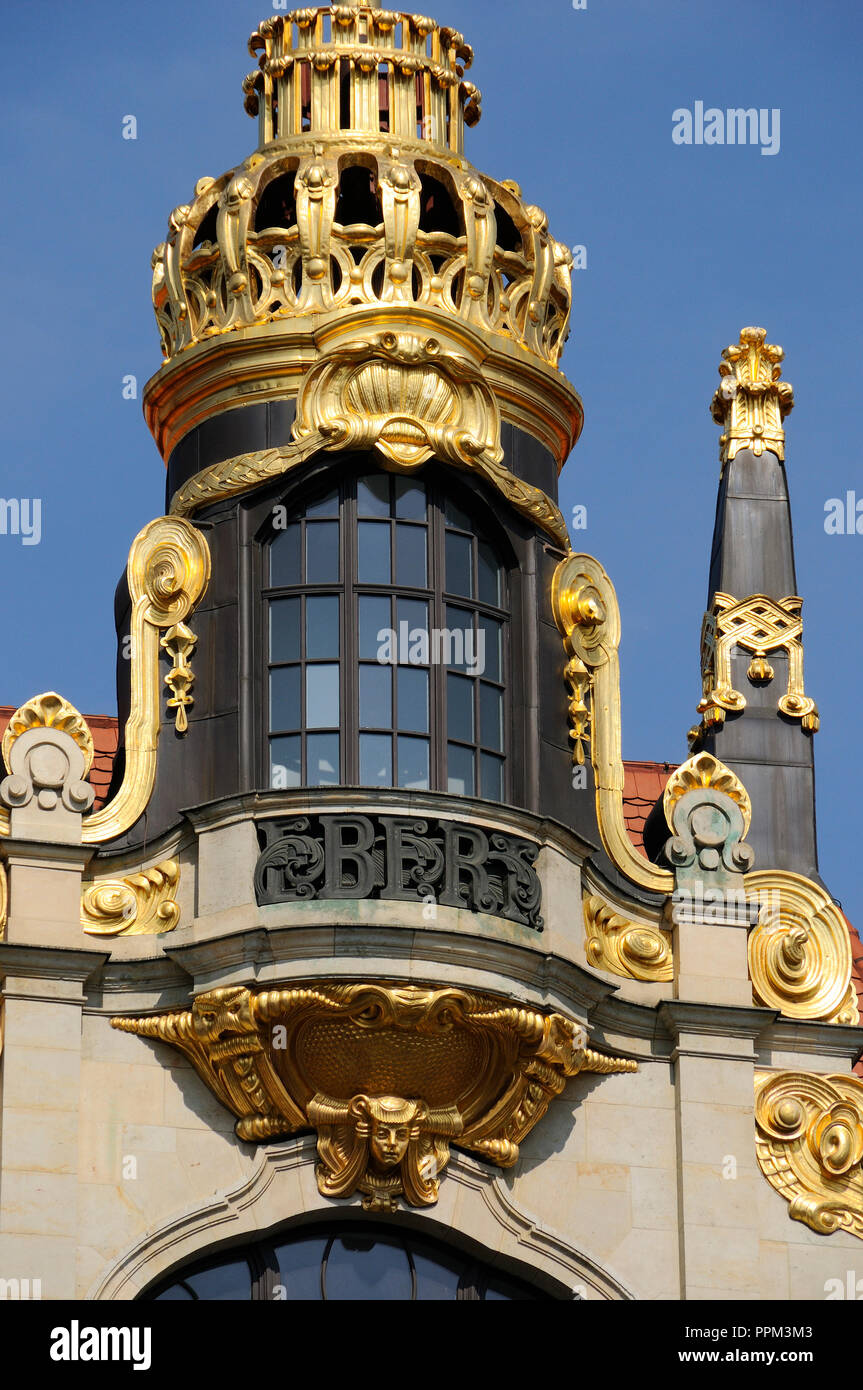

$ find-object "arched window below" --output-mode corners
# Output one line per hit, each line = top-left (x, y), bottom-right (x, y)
(144, 1223), (546, 1300)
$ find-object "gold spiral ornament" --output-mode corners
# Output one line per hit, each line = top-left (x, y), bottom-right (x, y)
(746, 869), (856, 1024)
(130, 517), (212, 629)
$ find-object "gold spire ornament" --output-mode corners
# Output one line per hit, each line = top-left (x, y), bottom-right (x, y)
(710, 325), (794, 470)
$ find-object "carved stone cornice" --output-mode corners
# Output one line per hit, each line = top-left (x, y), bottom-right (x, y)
(710, 325), (794, 468)
(112, 981), (636, 1212)
(755, 1069), (863, 1239)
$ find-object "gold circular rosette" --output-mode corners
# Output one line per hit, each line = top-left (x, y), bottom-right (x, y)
(746, 870), (857, 1025)
(755, 1070), (863, 1237)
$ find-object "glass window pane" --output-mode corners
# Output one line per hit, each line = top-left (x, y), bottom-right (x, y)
(447, 673), (474, 743)
(270, 596), (301, 663)
(358, 520), (391, 584)
(445, 496), (472, 531)
(445, 530), (472, 597)
(270, 522), (301, 587)
(478, 540), (501, 606)
(307, 732), (339, 785)
(480, 682), (503, 751)
(394, 478), (426, 520)
(398, 735), (429, 790)
(270, 735), (301, 788)
(360, 663), (392, 729)
(270, 666), (301, 731)
(305, 520), (340, 583)
(273, 1236), (329, 1301)
(412, 1249), (462, 1300)
(325, 1235), (413, 1301)
(306, 488), (339, 518)
(397, 598), (429, 665)
(479, 614), (502, 683)
(395, 523), (427, 587)
(183, 1261), (252, 1300)
(397, 666), (428, 733)
(357, 475), (390, 517)
(447, 742), (475, 796)
(480, 752), (504, 801)
(360, 733), (393, 786)
(445, 605), (472, 672)
(306, 664), (340, 727)
(306, 595), (339, 659)
(360, 595), (392, 659)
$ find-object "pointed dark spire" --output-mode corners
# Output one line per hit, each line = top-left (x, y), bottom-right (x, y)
(691, 327), (819, 875)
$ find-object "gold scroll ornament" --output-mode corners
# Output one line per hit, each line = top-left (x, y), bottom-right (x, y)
(551, 553), (673, 894)
(756, 1071), (863, 1240)
(747, 870), (857, 1025)
(170, 329), (570, 550)
(583, 894), (672, 983)
(112, 982), (635, 1213)
(0, 518), (210, 845)
(81, 860), (180, 937)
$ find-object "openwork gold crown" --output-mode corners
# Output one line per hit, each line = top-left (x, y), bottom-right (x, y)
(149, 4), (573, 373)
(243, 4), (481, 150)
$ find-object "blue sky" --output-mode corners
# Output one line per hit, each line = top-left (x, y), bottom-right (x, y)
(1, 0), (860, 919)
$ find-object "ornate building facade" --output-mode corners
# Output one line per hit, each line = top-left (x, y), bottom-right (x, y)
(1, 1), (861, 1302)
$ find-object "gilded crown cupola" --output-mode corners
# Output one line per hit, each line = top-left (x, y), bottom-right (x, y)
(115, 1), (593, 849)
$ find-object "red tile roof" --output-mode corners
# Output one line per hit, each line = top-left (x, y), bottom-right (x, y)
(623, 759), (676, 857)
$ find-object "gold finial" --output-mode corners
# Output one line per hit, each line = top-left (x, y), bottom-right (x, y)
(710, 326), (794, 469)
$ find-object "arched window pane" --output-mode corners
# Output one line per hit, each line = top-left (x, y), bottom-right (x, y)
(358, 520), (392, 584)
(324, 1234), (413, 1301)
(271, 523), (301, 587)
(274, 1235), (329, 1299)
(360, 733), (392, 785)
(397, 667), (428, 734)
(266, 473), (508, 798)
(305, 520), (340, 583)
(360, 664), (392, 729)
(398, 735), (429, 790)
(306, 666), (339, 727)
(270, 597), (301, 663)
(395, 523), (427, 587)
(306, 596), (339, 660)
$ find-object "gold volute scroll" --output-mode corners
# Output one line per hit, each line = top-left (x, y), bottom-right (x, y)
(747, 870), (857, 1025)
(82, 517), (211, 844)
(81, 859), (180, 936)
(755, 1070), (863, 1239)
(112, 982), (636, 1213)
(710, 325), (794, 469)
(583, 893), (672, 982)
(551, 553), (673, 894)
